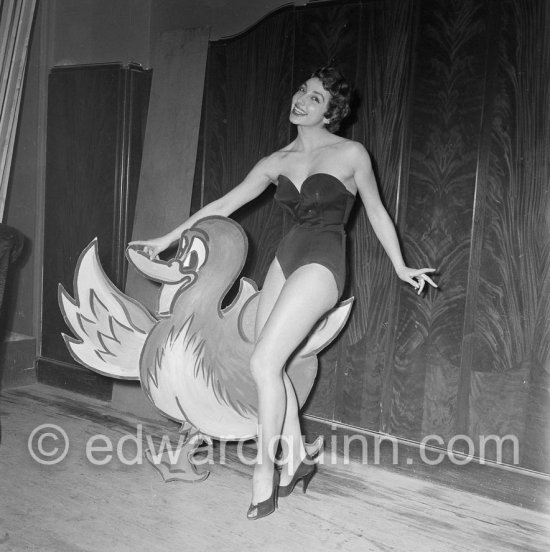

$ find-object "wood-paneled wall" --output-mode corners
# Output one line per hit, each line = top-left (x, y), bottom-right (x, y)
(192, 0), (550, 474)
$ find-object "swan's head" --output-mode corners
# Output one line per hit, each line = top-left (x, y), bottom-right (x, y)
(127, 227), (208, 316)
(126, 216), (247, 316)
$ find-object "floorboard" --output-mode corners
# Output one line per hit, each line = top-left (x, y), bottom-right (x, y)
(0, 384), (549, 552)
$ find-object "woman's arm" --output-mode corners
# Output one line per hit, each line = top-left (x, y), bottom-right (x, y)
(130, 157), (275, 259)
(351, 143), (437, 294)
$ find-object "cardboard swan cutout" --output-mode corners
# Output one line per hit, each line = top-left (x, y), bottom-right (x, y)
(59, 216), (353, 481)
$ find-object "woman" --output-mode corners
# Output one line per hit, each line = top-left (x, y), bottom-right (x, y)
(131, 67), (437, 520)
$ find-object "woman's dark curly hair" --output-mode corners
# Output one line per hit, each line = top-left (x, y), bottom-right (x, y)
(311, 66), (352, 133)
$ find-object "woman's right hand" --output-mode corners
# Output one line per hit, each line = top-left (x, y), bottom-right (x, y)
(128, 236), (173, 260)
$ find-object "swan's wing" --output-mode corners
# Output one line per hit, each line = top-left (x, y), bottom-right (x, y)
(285, 299), (354, 410)
(59, 239), (156, 379)
(298, 297), (354, 358)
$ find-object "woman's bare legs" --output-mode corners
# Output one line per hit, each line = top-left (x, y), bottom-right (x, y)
(250, 259), (337, 505)
(278, 373), (307, 483)
(255, 260), (305, 477)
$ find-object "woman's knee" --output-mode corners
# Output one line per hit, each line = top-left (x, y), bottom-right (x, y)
(249, 346), (282, 383)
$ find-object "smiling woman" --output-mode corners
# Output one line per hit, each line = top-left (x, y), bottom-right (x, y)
(130, 65), (437, 520)
(290, 67), (352, 133)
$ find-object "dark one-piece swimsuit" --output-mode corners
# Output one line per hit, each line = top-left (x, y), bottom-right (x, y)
(274, 173), (356, 298)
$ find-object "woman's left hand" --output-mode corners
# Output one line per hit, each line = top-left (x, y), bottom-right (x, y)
(396, 267), (438, 295)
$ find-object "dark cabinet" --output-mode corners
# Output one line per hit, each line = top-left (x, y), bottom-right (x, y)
(38, 63), (151, 399)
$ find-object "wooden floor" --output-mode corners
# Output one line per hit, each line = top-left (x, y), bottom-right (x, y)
(1, 384), (549, 552)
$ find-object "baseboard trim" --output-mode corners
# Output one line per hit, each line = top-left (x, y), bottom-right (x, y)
(0, 334), (37, 389)
(36, 356), (113, 401)
(303, 414), (550, 513)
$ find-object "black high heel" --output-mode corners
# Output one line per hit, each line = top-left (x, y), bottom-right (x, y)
(278, 454), (316, 498)
(247, 469), (280, 520)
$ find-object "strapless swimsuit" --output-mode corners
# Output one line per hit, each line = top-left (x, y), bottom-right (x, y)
(274, 173), (356, 298)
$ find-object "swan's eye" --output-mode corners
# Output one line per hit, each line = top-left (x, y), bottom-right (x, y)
(183, 237), (207, 271)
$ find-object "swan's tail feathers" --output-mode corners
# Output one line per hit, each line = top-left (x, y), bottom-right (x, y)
(59, 239), (157, 379)
(299, 297), (354, 358)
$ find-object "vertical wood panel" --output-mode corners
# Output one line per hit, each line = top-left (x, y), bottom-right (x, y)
(334, 0), (415, 429)
(385, 0), (488, 441)
(470, 369), (529, 464)
(469, 0), (550, 471)
(455, 0), (502, 440)
(293, 1), (360, 99)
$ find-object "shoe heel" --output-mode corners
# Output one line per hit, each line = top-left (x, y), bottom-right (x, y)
(279, 454), (317, 498)
(302, 469), (315, 493)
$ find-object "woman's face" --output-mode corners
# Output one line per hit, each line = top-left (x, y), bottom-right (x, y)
(289, 77), (332, 128)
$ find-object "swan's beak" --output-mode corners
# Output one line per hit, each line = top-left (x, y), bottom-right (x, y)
(127, 231), (209, 316)
(126, 248), (191, 284)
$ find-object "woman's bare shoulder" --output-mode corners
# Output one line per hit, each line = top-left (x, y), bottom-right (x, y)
(256, 145), (297, 181)
(337, 138), (369, 156)
(337, 139), (372, 168)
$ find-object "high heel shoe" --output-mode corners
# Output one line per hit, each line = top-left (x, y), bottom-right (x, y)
(247, 469), (280, 520)
(278, 454), (316, 498)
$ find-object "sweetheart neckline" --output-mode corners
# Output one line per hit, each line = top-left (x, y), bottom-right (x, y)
(278, 173), (356, 198)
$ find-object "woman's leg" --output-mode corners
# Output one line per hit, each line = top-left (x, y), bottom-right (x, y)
(250, 258), (287, 504)
(255, 261), (321, 479)
(278, 373), (307, 481)
(250, 260), (338, 504)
